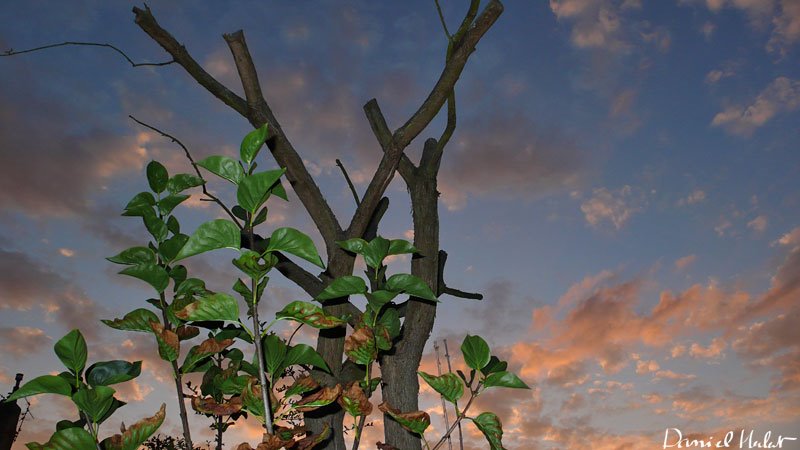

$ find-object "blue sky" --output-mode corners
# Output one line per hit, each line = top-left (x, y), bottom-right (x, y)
(1, 1), (799, 448)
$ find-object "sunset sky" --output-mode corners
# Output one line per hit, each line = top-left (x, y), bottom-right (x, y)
(1, 0), (799, 449)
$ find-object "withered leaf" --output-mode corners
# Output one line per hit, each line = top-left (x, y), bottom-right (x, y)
(285, 375), (320, 398)
(295, 423), (331, 450)
(150, 322), (180, 362)
(191, 395), (243, 416)
(337, 381), (372, 417)
(378, 401), (430, 435)
(344, 326), (376, 365)
(294, 384), (342, 412)
(175, 325), (200, 341)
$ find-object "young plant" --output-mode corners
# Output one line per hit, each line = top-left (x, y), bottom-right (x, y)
(3, 329), (164, 449)
(103, 159), (206, 449)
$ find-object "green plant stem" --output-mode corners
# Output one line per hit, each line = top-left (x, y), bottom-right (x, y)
(80, 412), (102, 450)
(431, 390), (478, 450)
(247, 223), (275, 436)
(350, 362), (372, 450)
(158, 290), (194, 450)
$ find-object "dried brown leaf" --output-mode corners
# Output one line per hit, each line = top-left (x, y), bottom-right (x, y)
(191, 395), (243, 416)
(294, 384), (342, 412)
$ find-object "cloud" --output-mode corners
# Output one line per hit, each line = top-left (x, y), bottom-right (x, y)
(580, 185), (645, 229)
(688, 337), (726, 360)
(58, 248), (76, 257)
(675, 254), (697, 271)
(748, 214), (768, 233)
(0, 327), (50, 358)
(677, 189), (706, 206)
(438, 111), (584, 211)
(767, 0), (800, 55)
(549, 0), (632, 52)
(711, 77), (800, 136)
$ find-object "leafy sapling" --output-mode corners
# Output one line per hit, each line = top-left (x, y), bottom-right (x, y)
(4, 329), (164, 450)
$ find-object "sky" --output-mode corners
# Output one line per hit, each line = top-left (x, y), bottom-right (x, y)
(0, 0), (799, 449)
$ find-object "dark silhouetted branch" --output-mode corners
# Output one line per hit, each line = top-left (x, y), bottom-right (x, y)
(335, 159), (360, 206)
(437, 250), (483, 300)
(1, 41), (175, 67)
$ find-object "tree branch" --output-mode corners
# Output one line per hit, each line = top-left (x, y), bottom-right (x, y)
(128, 115), (243, 229)
(132, 5), (248, 115)
(335, 159), (360, 206)
(437, 250), (482, 300)
(222, 29), (344, 253)
(1, 41), (175, 67)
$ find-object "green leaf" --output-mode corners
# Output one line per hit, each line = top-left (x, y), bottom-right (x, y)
(232, 249), (269, 280)
(362, 236), (390, 269)
(337, 238), (368, 255)
(265, 227), (324, 268)
(166, 215), (181, 235)
(236, 169), (285, 213)
(385, 274), (438, 301)
(181, 337), (234, 374)
(119, 263), (170, 293)
(253, 206), (269, 226)
(344, 327), (376, 365)
(197, 155), (244, 184)
(175, 293), (240, 322)
(315, 276), (367, 301)
(481, 356), (508, 376)
(284, 344), (330, 372)
(167, 173), (204, 194)
(157, 194), (189, 216)
(151, 323), (179, 362)
(173, 219), (241, 262)
(483, 371), (530, 390)
(285, 376), (320, 398)
(5, 375), (72, 401)
(97, 398), (126, 425)
(107, 247), (156, 265)
(472, 412), (506, 450)
(54, 329), (87, 375)
(122, 192), (156, 217)
(388, 239), (417, 256)
(101, 404), (166, 450)
(240, 124), (269, 165)
(175, 278), (206, 297)
(25, 427), (95, 450)
(461, 335), (491, 371)
(241, 378), (265, 418)
(365, 290), (398, 312)
(102, 309), (160, 332)
(277, 301), (346, 329)
(160, 234), (189, 262)
(71, 385), (115, 422)
(262, 334), (287, 377)
(377, 308), (401, 339)
(86, 361), (142, 387)
(142, 210), (168, 243)
(146, 161), (169, 194)
(418, 372), (463, 403)
(169, 265), (188, 292)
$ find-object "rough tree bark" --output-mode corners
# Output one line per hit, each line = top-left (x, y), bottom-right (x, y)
(130, 2), (502, 448)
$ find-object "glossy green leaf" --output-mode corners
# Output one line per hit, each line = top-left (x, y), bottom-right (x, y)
(385, 273), (438, 301)
(337, 238), (368, 255)
(175, 278), (206, 297)
(122, 192), (156, 217)
(252, 206), (269, 226)
(197, 155), (244, 184)
(237, 169), (285, 213)
(25, 427), (95, 450)
(388, 239), (417, 256)
(167, 173), (204, 194)
(146, 161), (169, 194)
(54, 329), (87, 375)
(362, 236), (390, 269)
(173, 219), (240, 262)
(283, 344), (330, 373)
(262, 334), (287, 377)
(86, 360), (142, 387)
(102, 309), (160, 333)
(365, 290), (398, 312)
(377, 308), (401, 339)
(166, 215), (181, 235)
(142, 210), (168, 243)
(418, 371), (463, 403)
(472, 412), (506, 450)
(461, 335), (491, 371)
(160, 234), (189, 262)
(54, 418), (85, 432)
(315, 276), (367, 301)
(101, 403), (166, 450)
(175, 293), (240, 322)
(240, 124), (269, 165)
(71, 385), (115, 422)
(481, 356), (508, 376)
(232, 249), (268, 280)
(276, 301), (347, 329)
(157, 194), (189, 216)
(5, 375), (72, 401)
(119, 263), (169, 293)
(483, 371), (530, 390)
(264, 227), (324, 268)
(107, 247), (156, 265)
(97, 398), (126, 425)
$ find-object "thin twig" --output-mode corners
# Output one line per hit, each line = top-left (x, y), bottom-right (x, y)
(433, 0), (453, 40)
(431, 391), (477, 450)
(336, 159), (361, 206)
(443, 340), (464, 450)
(286, 323), (305, 347)
(434, 341), (452, 450)
(128, 115), (243, 229)
(1, 41), (175, 67)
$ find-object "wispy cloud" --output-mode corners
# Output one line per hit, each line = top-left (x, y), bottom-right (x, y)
(712, 77), (800, 136)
